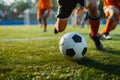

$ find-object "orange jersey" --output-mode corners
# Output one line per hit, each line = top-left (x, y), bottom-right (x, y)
(38, 0), (50, 9)
(104, 0), (120, 10)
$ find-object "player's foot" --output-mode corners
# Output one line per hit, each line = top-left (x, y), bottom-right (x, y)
(54, 28), (58, 34)
(43, 30), (47, 32)
(98, 33), (112, 40)
(89, 34), (105, 51)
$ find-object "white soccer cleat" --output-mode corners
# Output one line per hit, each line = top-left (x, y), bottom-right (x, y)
(100, 34), (112, 40)
(105, 35), (112, 40)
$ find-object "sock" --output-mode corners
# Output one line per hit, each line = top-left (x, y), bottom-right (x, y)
(88, 13), (100, 37)
(100, 18), (117, 35)
(89, 19), (100, 37)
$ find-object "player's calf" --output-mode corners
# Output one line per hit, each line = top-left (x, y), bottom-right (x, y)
(54, 19), (67, 34)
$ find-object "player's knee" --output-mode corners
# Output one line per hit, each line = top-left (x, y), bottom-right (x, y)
(86, 0), (98, 16)
(109, 6), (119, 17)
(89, 9), (99, 17)
(86, 0), (97, 9)
(109, 12), (119, 20)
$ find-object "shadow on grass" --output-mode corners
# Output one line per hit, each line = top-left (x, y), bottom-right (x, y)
(0, 67), (13, 73)
(108, 34), (120, 41)
(112, 34), (120, 36)
(76, 57), (120, 76)
(104, 48), (120, 56)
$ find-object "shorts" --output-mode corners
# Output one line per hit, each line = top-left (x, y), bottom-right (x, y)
(56, 0), (84, 19)
(103, 6), (120, 17)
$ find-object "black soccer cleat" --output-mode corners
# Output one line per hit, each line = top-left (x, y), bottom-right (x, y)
(54, 28), (58, 34)
(89, 34), (105, 51)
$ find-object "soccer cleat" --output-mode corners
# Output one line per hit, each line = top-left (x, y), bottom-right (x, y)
(89, 34), (105, 50)
(105, 35), (112, 40)
(99, 33), (112, 40)
(43, 30), (47, 32)
(100, 34), (112, 40)
(54, 28), (58, 34)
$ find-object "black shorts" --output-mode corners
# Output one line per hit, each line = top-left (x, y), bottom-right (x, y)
(56, 0), (85, 19)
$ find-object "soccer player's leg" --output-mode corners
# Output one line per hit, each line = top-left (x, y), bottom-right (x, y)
(85, 0), (104, 50)
(100, 6), (119, 40)
(43, 9), (50, 32)
(37, 9), (43, 27)
(37, 9), (43, 25)
(54, 19), (68, 34)
(43, 17), (47, 32)
(54, 0), (77, 34)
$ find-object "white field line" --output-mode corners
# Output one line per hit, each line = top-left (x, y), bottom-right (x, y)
(0, 37), (60, 42)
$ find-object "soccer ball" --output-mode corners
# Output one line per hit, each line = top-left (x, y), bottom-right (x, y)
(59, 32), (87, 61)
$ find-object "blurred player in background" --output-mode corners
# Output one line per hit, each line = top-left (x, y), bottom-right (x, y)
(54, 0), (104, 50)
(71, 7), (83, 27)
(71, 7), (88, 27)
(32, 0), (51, 32)
(81, 8), (89, 28)
(98, 0), (120, 40)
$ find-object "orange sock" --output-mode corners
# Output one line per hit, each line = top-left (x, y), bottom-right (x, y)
(100, 18), (116, 35)
(89, 19), (100, 36)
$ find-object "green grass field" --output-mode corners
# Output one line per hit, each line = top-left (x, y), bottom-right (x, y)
(0, 25), (120, 80)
